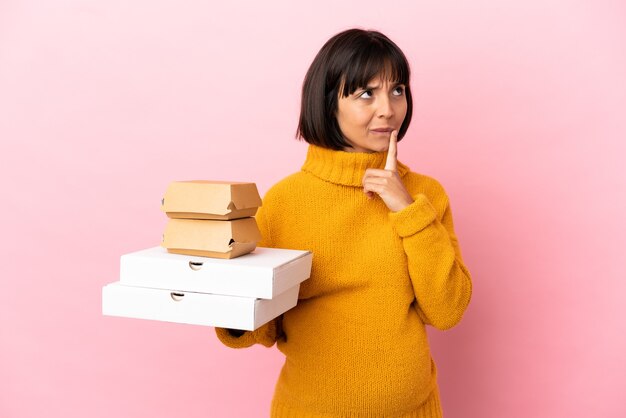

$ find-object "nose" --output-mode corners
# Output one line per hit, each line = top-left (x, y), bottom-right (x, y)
(376, 94), (394, 119)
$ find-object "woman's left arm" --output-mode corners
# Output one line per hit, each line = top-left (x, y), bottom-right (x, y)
(363, 132), (472, 330)
(388, 193), (473, 330)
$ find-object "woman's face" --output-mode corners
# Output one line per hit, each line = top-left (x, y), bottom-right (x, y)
(336, 75), (407, 153)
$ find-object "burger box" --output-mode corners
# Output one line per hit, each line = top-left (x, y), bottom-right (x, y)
(162, 217), (262, 259)
(161, 180), (262, 220)
(102, 282), (300, 331)
(119, 246), (312, 299)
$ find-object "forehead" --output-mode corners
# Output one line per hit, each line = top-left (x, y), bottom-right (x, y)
(341, 60), (405, 91)
(363, 75), (402, 87)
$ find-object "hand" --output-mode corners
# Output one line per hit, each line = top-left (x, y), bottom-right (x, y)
(362, 130), (414, 212)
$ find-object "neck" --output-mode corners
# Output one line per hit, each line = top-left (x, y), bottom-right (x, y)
(301, 144), (409, 187)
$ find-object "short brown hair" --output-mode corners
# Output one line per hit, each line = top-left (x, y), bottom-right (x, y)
(297, 29), (413, 150)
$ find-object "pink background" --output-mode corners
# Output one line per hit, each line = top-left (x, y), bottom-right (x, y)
(1, 0), (625, 417)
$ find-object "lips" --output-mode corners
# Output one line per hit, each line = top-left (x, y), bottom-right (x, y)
(371, 127), (393, 133)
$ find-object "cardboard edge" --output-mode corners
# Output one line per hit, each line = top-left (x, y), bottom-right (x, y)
(253, 285), (300, 330)
(164, 208), (258, 220)
(231, 183), (263, 210)
(166, 241), (257, 259)
(232, 217), (262, 243)
(271, 252), (313, 297)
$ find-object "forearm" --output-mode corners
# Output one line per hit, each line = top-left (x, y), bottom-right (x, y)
(389, 193), (472, 330)
(403, 221), (472, 330)
(214, 318), (282, 348)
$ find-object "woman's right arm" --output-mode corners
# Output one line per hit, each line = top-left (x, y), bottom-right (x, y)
(214, 199), (283, 348)
(215, 317), (283, 348)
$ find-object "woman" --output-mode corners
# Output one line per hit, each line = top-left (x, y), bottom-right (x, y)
(216, 28), (472, 418)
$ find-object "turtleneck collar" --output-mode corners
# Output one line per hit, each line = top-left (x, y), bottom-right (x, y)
(301, 144), (410, 187)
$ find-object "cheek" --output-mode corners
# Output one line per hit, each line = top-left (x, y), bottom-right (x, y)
(396, 101), (408, 121)
(339, 106), (370, 130)
(350, 107), (373, 127)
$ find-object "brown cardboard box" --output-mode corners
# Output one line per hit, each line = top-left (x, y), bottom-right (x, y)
(162, 217), (262, 259)
(161, 180), (262, 220)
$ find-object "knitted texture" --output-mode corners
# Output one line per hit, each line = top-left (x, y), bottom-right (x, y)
(215, 144), (472, 417)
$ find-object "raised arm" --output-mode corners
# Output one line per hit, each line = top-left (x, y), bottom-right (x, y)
(389, 192), (472, 330)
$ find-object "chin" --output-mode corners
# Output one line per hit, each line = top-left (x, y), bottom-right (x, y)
(346, 137), (388, 153)
(371, 142), (389, 153)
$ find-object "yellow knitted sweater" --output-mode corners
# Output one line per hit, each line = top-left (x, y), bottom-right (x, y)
(215, 144), (472, 417)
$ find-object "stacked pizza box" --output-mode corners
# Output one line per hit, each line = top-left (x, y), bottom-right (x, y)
(102, 181), (312, 331)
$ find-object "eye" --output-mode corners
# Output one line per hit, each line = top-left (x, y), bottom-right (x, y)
(392, 86), (405, 96)
(359, 89), (373, 99)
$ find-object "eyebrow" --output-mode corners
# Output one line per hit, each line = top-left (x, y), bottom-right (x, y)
(360, 82), (404, 91)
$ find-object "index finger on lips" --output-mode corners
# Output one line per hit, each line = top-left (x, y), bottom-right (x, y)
(384, 130), (398, 171)
(363, 168), (392, 183)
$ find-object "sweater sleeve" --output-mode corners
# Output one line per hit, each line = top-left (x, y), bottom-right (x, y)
(215, 316), (283, 348)
(213, 200), (284, 348)
(388, 192), (472, 330)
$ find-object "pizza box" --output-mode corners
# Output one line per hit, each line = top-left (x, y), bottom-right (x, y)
(120, 246), (312, 299)
(102, 282), (299, 331)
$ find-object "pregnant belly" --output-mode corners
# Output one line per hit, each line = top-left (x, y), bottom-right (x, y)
(274, 298), (435, 414)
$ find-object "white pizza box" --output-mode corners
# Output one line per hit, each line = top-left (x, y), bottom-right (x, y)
(102, 281), (299, 331)
(119, 246), (312, 299)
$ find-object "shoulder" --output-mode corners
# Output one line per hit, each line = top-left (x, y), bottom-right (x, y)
(261, 171), (311, 206)
(402, 169), (448, 197)
(399, 165), (450, 210)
